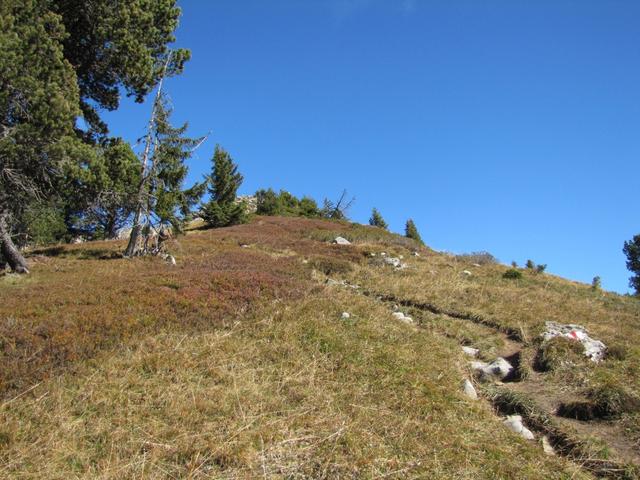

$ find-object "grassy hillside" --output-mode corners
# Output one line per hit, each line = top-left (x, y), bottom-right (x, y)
(1, 216), (638, 479)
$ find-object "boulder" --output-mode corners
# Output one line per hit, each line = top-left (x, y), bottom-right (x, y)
(392, 311), (414, 324)
(333, 236), (351, 246)
(341, 312), (351, 320)
(503, 415), (534, 440)
(542, 321), (606, 362)
(471, 357), (514, 382)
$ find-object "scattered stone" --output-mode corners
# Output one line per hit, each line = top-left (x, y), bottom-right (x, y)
(472, 263), (481, 267)
(302, 259), (309, 264)
(167, 255), (177, 266)
(333, 236), (351, 245)
(341, 312), (351, 320)
(541, 436), (555, 456)
(370, 252), (377, 257)
(542, 321), (606, 362)
(471, 357), (514, 382)
(392, 311), (414, 324)
(462, 346), (479, 357)
(240, 244), (250, 248)
(462, 270), (472, 276)
(71, 236), (85, 244)
(399, 255), (404, 260)
(380, 252), (387, 256)
(325, 278), (360, 289)
(503, 415), (535, 440)
(413, 251), (420, 257)
(384, 257), (402, 268)
(462, 379), (478, 400)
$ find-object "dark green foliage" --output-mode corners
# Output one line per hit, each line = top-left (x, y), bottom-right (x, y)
(404, 219), (424, 245)
(0, 0), (85, 270)
(526, 259), (535, 269)
(63, 138), (141, 238)
(503, 268), (523, 279)
(369, 208), (388, 230)
(536, 264), (547, 274)
(51, 0), (189, 140)
(511, 261), (518, 268)
(592, 276), (602, 291)
(19, 204), (68, 246)
(298, 197), (321, 218)
(201, 146), (246, 228)
(623, 234), (640, 295)
(255, 189), (320, 218)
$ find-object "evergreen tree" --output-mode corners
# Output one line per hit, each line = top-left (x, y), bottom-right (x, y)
(298, 197), (320, 218)
(256, 189), (280, 216)
(369, 208), (388, 230)
(0, 0), (85, 273)
(200, 146), (246, 228)
(405, 219), (424, 245)
(62, 138), (141, 239)
(623, 234), (640, 295)
(124, 92), (205, 256)
(0, 0), (187, 272)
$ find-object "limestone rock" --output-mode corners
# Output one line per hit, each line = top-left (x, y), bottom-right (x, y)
(503, 415), (534, 440)
(333, 236), (351, 246)
(462, 379), (478, 400)
(462, 346), (479, 357)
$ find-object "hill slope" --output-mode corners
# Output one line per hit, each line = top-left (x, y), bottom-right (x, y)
(1, 217), (639, 479)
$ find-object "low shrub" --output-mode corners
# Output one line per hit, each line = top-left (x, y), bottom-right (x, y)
(503, 268), (523, 279)
(456, 251), (498, 265)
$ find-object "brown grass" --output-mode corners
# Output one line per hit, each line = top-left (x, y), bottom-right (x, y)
(1, 215), (637, 477)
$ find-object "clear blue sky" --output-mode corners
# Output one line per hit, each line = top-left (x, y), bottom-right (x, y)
(103, 0), (640, 294)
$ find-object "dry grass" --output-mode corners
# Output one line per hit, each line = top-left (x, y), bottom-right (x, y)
(0, 216), (637, 477)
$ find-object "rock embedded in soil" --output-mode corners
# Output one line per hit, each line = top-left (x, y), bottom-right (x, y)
(333, 236), (351, 245)
(471, 357), (514, 382)
(503, 415), (535, 440)
(463, 379), (478, 400)
(462, 346), (479, 357)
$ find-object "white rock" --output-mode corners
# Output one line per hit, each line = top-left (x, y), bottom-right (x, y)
(462, 379), (478, 400)
(503, 415), (535, 440)
(462, 346), (479, 357)
(541, 436), (555, 455)
(341, 312), (351, 320)
(413, 252), (420, 257)
(472, 263), (481, 267)
(462, 270), (472, 276)
(167, 255), (176, 266)
(542, 321), (607, 362)
(381, 252), (387, 256)
(384, 257), (402, 268)
(472, 357), (514, 382)
(399, 255), (404, 260)
(392, 312), (414, 324)
(333, 236), (351, 245)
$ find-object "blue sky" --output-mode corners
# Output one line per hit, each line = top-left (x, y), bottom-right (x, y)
(103, 0), (640, 294)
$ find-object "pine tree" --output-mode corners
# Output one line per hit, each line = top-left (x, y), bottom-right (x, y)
(200, 146), (246, 228)
(124, 88), (206, 257)
(405, 219), (424, 245)
(623, 234), (640, 295)
(369, 208), (388, 230)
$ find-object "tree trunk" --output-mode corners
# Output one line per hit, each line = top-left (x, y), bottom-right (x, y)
(0, 212), (29, 274)
(123, 210), (143, 257)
